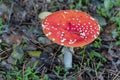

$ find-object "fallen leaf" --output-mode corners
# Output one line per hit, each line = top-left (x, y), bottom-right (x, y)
(106, 24), (117, 34)
(95, 16), (107, 26)
(2, 34), (23, 45)
(11, 45), (24, 60)
(39, 11), (52, 20)
(11, 35), (23, 45)
(38, 37), (51, 44)
(27, 51), (41, 57)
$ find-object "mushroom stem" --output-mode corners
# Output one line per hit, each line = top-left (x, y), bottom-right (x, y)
(62, 47), (74, 68)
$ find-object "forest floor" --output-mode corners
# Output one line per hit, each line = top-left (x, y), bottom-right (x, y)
(0, 0), (120, 80)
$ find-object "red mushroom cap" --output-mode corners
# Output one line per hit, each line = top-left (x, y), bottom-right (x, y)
(42, 10), (100, 47)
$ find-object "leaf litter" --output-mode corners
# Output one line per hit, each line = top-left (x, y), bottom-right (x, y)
(0, 0), (120, 80)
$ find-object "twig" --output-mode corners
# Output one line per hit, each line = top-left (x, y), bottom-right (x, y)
(22, 62), (27, 80)
(42, 0), (48, 11)
(8, 2), (14, 24)
(50, 46), (62, 69)
(107, 70), (120, 78)
(0, 48), (11, 55)
(113, 71), (120, 80)
(69, 47), (81, 60)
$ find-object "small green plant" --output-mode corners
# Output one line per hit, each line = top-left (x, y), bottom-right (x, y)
(55, 66), (66, 76)
(3, 61), (48, 80)
(97, 0), (120, 20)
(116, 39), (120, 46)
(86, 50), (107, 78)
(55, 66), (67, 78)
(6, 70), (22, 80)
(0, 42), (8, 51)
(73, 64), (80, 70)
(39, 74), (49, 80)
(93, 37), (102, 48)
(111, 11), (120, 46)
(87, 51), (107, 69)
(69, 0), (88, 10)
(90, 51), (106, 62)
(97, 0), (120, 47)
(24, 61), (39, 80)
(0, 0), (3, 3)
(78, 46), (86, 64)
(0, 18), (6, 34)
(55, 66), (62, 76)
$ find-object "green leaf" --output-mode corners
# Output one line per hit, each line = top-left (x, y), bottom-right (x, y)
(91, 51), (107, 62)
(27, 51), (41, 57)
(0, 18), (6, 34)
(95, 62), (102, 71)
(112, 29), (118, 39)
(69, 4), (75, 9)
(59, 0), (64, 2)
(75, 0), (82, 9)
(89, 52), (94, 59)
(39, 12), (52, 20)
(94, 51), (102, 58)
(95, 16), (107, 26)
(11, 45), (24, 60)
(116, 41), (120, 46)
(104, 0), (113, 10)
(38, 37), (51, 44)
(0, 0), (3, 3)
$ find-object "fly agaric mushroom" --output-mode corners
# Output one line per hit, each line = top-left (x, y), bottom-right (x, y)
(42, 10), (100, 68)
